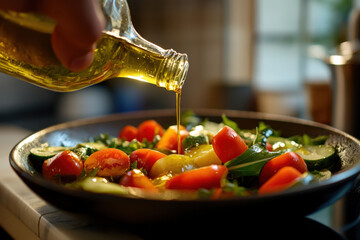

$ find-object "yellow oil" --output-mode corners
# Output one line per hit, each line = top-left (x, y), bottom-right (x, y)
(0, 12), (187, 92)
(176, 92), (182, 153)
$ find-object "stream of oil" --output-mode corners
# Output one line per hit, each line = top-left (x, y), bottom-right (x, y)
(176, 92), (182, 154)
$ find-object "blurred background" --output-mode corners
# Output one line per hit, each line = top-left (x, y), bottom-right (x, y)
(0, 0), (352, 131)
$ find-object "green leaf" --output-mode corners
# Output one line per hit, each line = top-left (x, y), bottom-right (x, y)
(130, 161), (148, 175)
(288, 134), (328, 146)
(130, 161), (138, 170)
(75, 167), (100, 182)
(115, 140), (143, 155)
(181, 110), (202, 130)
(222, 180), (249, 196)
(197, 188), (215, 199)
(91, 133), (112, 145)
(221, 114), (241, 134)
(225, 144), (281, 177)
(256, 122), (280, 147)
(182, 135), (209, 151)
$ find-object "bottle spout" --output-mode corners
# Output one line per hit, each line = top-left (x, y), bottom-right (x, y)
(157, 50), (189, 92)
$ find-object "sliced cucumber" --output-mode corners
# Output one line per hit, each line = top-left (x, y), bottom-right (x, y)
(295, 145), (337, 171)
(267, 136), (300, 151)
(30, 146), (70, 160)
(29, 146), (70, 171)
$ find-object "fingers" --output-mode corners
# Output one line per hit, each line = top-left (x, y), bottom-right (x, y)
(0, 0), (106, 72)
(44, 0), (105, 71)
(51, 26), (96, 72)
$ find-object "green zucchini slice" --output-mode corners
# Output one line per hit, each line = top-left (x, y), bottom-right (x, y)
(29, 146), (70, 171)
(267, 136), (300, 151)
(295, 145), (337, 171)
(30, 146), (70, 160)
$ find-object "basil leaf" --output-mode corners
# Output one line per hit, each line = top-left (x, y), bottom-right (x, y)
(225, 145), (281, 177)
(222, 114), (241, 134)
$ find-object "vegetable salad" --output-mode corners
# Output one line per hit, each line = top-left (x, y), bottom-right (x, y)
(29, 112), (338, 199)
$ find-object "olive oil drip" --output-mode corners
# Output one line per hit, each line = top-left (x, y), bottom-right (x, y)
(176, 92), (182, 154)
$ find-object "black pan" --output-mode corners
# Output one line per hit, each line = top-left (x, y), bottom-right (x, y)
(9, 109), (360, 225)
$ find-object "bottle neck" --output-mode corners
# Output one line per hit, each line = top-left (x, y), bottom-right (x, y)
(102, 0), (165, 56)
(157, 50), (188, 93)
(102, 0), (188, 92)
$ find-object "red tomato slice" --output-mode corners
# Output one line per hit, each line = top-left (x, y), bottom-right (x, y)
(129, 149), (166, 174)
(118, 125), (138, 141)
(156, 125), (189, 154)
(266, 142), (273, 151)
(211, 126), (248, 163)
(84, 148), (130, 178)
(42, 150), (83, 181)
(119, 169), (157, 190)
(165, 165), (228, 190)
(136, 120), (164, 142)
(258, 166), (302, 195)
(259, 151), (307, 186)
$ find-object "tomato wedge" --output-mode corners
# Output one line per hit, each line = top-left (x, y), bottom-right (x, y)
(84, 148), (130, 178)
(156, 125), (189, 154)
(129, 149), (166, 174)
(42, 150), (83, 181)
(119, 169), (158, 190)
(136, 120), (164, 142)
(165, 165), (228, 190)
(118, 125), (138, 141)
(211, 126), (248, 163)
(259, 151), (307, 186)
(258, 166), (302, 194)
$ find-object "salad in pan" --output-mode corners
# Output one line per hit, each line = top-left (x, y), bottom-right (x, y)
(29, 111), (338, 199)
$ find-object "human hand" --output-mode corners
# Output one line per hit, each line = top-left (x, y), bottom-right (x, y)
(0, 0), (105, 72)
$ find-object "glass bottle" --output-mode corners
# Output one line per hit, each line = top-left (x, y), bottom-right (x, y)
(0, 0), (188, 93)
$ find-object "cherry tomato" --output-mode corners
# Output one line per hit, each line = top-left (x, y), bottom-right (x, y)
(42, 150), (83, 181)
(258, 166), (302, 195)
(118, 125), (138, 141)
(136, 120), (164, 142)
(156, 125), (189, 154)
(119, 169), (157, 190)
(129, 149), (166, 174)
(84, 148), (130, 178)
(266, 142), (273, 151)
(165, 165), (228, 190)
(211, 126), (248, 163)
(259, 151), (307, 186)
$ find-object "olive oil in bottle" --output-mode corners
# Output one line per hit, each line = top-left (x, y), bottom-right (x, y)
(0, 0), (188, 93)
